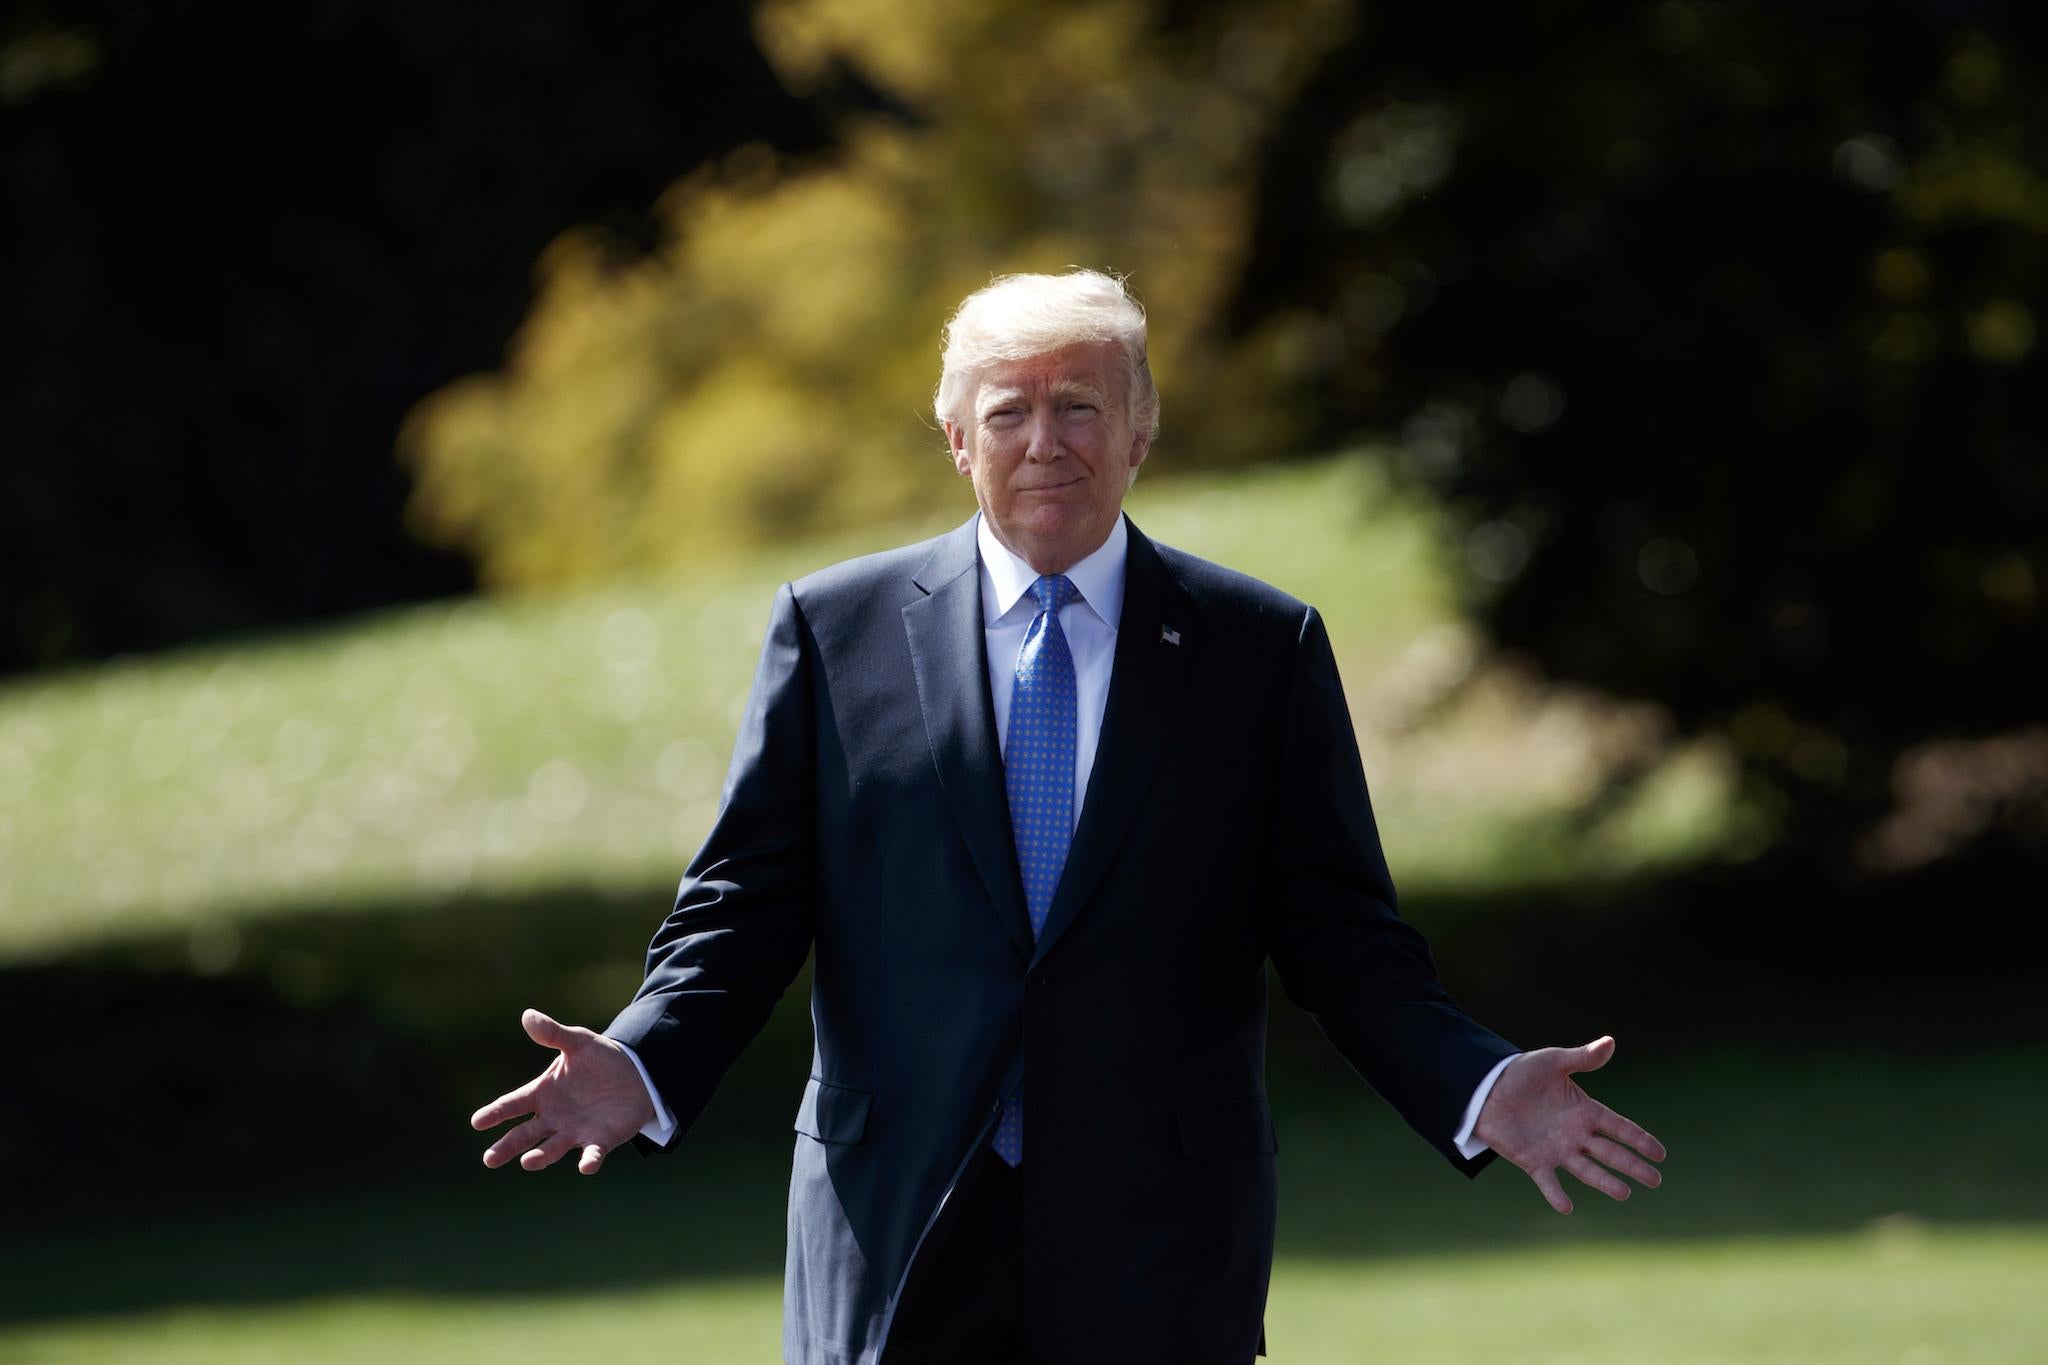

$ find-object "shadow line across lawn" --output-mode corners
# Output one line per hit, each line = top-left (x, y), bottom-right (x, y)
(4, 841), (2044, 1326)
(6, 1037), (2043, 1328)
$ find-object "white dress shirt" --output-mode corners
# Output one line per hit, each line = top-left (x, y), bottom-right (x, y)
(977, 508), (1124, 828)
(626, 510), (1511, 1156)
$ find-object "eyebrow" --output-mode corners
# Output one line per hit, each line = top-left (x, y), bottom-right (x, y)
(977, 379), (1110, 411)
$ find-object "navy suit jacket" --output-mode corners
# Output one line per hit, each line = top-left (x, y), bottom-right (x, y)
(606, 510), (1518, 1365)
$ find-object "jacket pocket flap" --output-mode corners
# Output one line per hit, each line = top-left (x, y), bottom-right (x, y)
(795, 1077), (872, 1145)
(1176, 1095), (1278, 1160)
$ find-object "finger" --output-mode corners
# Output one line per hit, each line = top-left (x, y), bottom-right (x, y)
(1530, 1165), (1573, 1215)
(519, 1130), (579, 1172)
(522, 1008), (573, 1050)
(482, 1116), (551, 1169)
(1592, 1105), (1667, 1163)
(524, 1007), (602, 1057)
(1585, 1134), (1662, 1189)
(1564, 1035), (1615, 1074)
(1564, 1153), (1631, 1202)
(471, 1078), (541, 1132)
(578, 1143), (609, 1176)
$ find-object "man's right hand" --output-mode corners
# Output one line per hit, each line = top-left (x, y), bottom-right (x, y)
(471, 1008), (655, 1175)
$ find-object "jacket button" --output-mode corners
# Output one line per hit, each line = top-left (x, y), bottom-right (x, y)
(992, 1100), (1003, 1114)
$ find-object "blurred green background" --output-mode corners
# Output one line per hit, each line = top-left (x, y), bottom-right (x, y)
(3, 2), (2043, 1362)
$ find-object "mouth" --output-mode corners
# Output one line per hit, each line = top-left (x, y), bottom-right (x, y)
(1020, 476), (1083, 493)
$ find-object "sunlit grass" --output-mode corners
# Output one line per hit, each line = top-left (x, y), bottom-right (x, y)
(4, 1228), (2038, 1364)
(1266, 1228), (2048, 1365)
(0, 452), (1741, 961)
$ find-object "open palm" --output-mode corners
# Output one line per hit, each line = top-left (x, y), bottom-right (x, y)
(1473, 1035), (1667, 1214)
(470, 1008), (654, 1175)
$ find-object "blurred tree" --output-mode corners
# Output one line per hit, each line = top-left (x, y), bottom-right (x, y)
(1229, 1), (2047, 867)
(399, 0), (1350, 587)
(26, 0), (2037, 872)
(1, 0), (832, 673)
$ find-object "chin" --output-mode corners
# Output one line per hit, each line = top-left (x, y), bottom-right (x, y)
(1020, 508), (1089, 541)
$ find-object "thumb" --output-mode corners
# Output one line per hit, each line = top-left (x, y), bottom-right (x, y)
(522, 1007), (577, 1052)
(1568, 1035), (1616, 1073)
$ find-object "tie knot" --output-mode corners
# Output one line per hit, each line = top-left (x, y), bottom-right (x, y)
(1031, 574), (1079, 616)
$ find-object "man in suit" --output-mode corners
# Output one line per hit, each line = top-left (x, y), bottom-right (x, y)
(472, 270), (1666, 1364)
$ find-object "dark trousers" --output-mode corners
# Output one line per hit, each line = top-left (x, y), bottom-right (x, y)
(881, 1143), (1030, 1364)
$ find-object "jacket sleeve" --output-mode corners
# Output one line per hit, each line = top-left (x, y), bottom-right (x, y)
(1258, 604), (1518, 1177)
(604, 581), (819, 1152)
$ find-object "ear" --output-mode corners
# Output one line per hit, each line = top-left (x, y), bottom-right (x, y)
(944, 419), (973, 478)
(1127, 428), (1154, 476)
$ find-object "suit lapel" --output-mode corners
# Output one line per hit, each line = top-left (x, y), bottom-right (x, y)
(1030, 515), (1196, 970)
(904, 515), (1035, 961)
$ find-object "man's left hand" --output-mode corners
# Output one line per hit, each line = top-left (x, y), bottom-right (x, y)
(1472, 1036), (1666, 1214)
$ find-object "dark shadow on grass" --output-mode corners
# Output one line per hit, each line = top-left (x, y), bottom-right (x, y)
(1, 836), (2042, 1324)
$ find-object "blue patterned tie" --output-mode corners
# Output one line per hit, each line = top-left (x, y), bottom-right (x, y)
(992, 573), (1080, 1167)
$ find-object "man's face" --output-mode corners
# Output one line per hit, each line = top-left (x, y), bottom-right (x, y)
(944, 340), (1153, 574)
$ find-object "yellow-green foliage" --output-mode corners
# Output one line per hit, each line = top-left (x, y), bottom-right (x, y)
(400, 0), (1354, 590)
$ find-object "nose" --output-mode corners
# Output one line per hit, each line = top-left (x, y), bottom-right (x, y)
(1022, 409), (1064, 462)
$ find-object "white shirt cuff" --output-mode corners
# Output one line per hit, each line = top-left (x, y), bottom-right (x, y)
(1452, 1053), (1518, 1159)
(617, 1039), (680, 1147)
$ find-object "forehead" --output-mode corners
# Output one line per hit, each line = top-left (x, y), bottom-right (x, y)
(974, 340), (1124, 401)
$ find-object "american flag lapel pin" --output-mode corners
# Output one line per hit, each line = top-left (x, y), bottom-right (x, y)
(1160, 624), (1181, 646)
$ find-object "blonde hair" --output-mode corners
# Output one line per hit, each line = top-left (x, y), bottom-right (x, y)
(934, 269), (1160, 439)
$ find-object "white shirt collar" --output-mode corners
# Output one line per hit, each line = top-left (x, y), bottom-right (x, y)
(975, 509), (1127, 631)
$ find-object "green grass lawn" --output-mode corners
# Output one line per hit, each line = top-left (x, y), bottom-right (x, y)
(0, 453), (1740, 963)
(3, 454), (2029, 1363)
(5, 1047), (2042, 1362)
(7, 1228), (2041, 1365)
